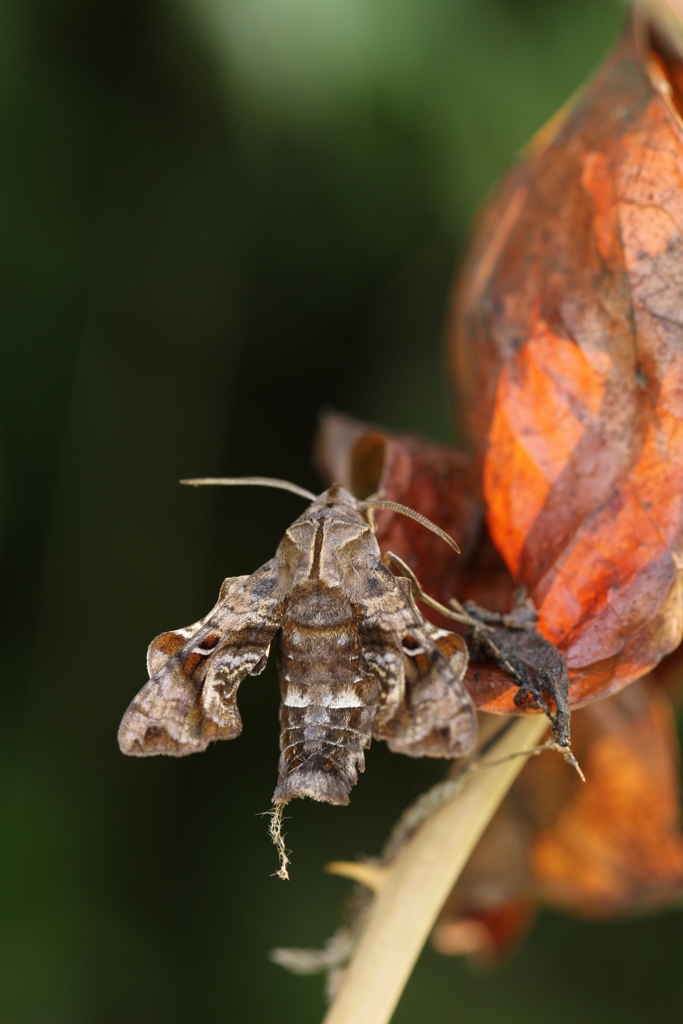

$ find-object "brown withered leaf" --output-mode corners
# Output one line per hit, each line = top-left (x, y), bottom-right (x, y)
(432, 676), (683, 961)
(316, 413), (483, 602)
(316, 413), (519, 618)
(450, 17), (683, 710)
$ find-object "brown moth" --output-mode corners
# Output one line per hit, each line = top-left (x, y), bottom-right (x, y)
(118, 479), (476, 806)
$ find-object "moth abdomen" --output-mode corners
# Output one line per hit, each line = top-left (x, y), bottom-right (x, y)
(274, 704), (375, 806)
(273, 587), (380, 805)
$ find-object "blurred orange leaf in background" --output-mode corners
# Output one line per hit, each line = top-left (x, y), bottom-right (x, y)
(432, 675), (683, 960)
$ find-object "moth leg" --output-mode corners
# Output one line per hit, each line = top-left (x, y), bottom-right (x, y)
(381, 552), (482, 629)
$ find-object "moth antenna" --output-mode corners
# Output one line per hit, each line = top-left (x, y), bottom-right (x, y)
(180, 476), (317, 502)
(363, 500), (461, 555)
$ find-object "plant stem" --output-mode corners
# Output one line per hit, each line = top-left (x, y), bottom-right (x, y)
(322, 714), (549, 1024)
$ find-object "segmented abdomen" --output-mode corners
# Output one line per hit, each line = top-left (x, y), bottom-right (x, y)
(272, 586), (379, 805)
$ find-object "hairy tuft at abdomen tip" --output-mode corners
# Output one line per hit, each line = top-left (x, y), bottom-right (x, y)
(272, 753), (354, 806)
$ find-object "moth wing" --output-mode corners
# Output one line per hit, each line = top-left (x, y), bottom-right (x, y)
(365, 570), (477, 758)
(118, 560), (283, 756)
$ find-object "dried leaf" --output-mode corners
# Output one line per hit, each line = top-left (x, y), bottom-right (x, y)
(450, 18), (683, 708)
(316, 413), (485, 613)
(433, 676), (683, 959)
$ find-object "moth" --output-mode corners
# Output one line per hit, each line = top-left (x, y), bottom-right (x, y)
(118, 478), (476, 806)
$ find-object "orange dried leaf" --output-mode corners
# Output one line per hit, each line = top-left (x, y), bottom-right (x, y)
(433, 676), (683, 958)
(450, 18), (683, 709)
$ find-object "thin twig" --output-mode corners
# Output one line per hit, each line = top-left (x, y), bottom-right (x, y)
(321, 714), (549, 1024)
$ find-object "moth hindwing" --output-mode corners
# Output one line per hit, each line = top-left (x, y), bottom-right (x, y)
(118, 483), (477, 805)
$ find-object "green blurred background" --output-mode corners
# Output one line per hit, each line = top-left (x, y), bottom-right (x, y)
(3, 1), (682, 1022)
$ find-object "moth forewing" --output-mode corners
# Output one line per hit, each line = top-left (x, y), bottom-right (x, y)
(118, 563), (284, 756)
(365, 571), (476, 759)
(144, 574), (251, 677)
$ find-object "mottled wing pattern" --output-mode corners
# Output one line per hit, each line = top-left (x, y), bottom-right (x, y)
(118, 560), (283, 756)
(364, 569), (476, 758)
